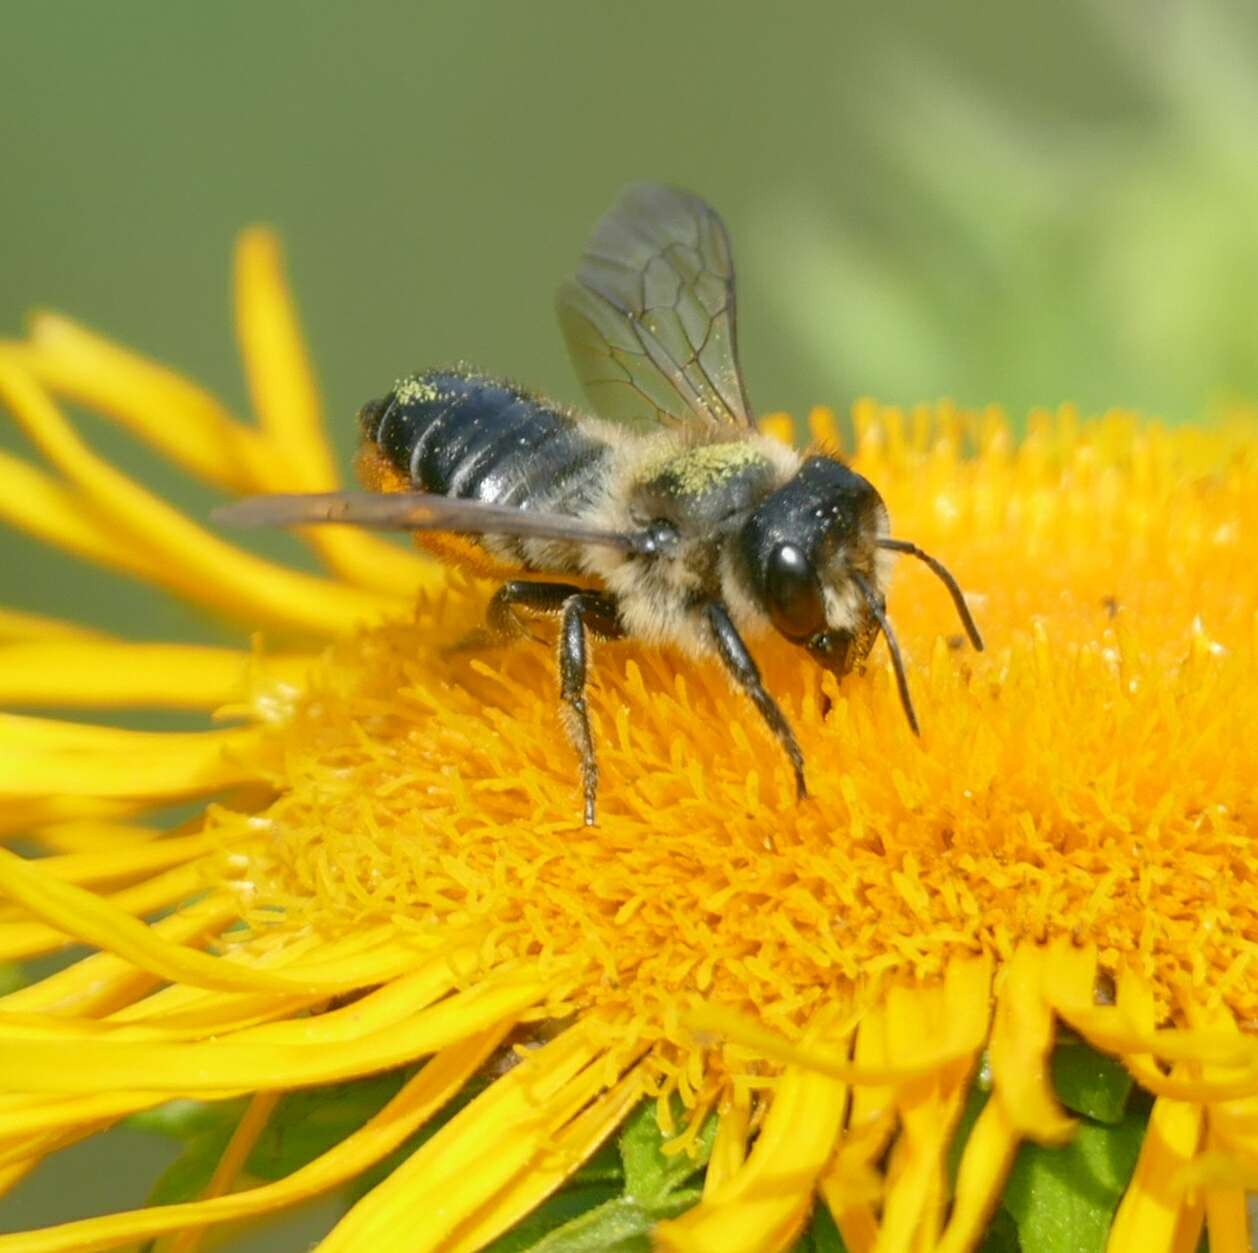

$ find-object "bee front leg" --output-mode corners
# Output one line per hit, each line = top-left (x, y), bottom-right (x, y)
(558, 592), (624, 826)
(705, 601), (808, 800)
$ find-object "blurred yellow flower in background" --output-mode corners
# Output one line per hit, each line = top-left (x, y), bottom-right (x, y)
(0, 231), (1254, 1252)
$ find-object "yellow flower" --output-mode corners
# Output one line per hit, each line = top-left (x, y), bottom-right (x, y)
(0, 228), (1256, 1252)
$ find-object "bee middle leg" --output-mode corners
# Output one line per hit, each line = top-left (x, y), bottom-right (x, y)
(705, 601), (808, 800)
(557, 592), (624, 827)
(451, 580), (584, 650)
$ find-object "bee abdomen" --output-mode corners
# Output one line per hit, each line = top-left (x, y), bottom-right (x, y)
(361, 368), (609, 518)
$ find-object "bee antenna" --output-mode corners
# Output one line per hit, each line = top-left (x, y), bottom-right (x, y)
(851, 571), (920, 737)
(876, 538), (984, 652)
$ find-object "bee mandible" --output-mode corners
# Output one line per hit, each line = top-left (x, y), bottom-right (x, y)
(217, 184), (982, 824)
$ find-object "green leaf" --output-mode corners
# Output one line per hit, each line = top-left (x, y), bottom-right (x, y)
(619, 1101), (716, 1206)
(246, 1070), (412, 1180)
(128, 1096), (248, 1140)
(1050, 1038), (1133, 1124)
(1001, 1103), (1146, 1253)
(522, 1189), (702, 1253)
(791, 1198), (849, 1251)
(481, 1183), (623, 1253)
(343, 1076), (488, 1205)
(571, 1139), (624, 1186)
(978, 1207), (1021, 1252)
(147, 1128), (234, 1206)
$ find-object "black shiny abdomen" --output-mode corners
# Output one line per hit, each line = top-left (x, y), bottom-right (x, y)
(361, 369), (609, 519)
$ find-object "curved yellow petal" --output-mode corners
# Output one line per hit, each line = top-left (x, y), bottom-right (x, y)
(703, 1095), (750, 1199)
(0, 718), (265, 800)
(0, 969), (552, 1092)
(233, 227), (441, 597)
(15, 312), (274, 492)
(445, 1065), (646, 1253)
(13, 827), (252, 891)
(0, 846), (382, 995)
(0, 894), (240, 1017)
(17, 311), (437, 600)
(936, 1098), (1019, 1253)
(1, 808), (154, 847)
(0, 861), (208, 961)
(0, 641), (313, 710)
(988, 944), (1074, 1143)
(656, 1012), (850, 1253)
(320, 1020), (618, 1252)
(1106, 1079), (1204, 1251)
(0, 358), (409, 635)
(233, 227), (335, 491)
(0, 1027), (507, 1253)
(0, 607), (106, 642)
(876, 963), (990, 1253)
(0, 449), (160, 579)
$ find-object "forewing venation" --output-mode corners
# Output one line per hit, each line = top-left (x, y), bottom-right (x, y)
(557, 183), (753, 432)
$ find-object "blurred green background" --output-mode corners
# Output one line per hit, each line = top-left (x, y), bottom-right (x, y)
(3, 0), (1258, 1243)
(6, 0), (1258, 642)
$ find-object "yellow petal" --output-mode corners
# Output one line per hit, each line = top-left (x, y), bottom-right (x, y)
(936, 1099), (1019, 1253)
(0, 862), (208, 961)
(0, 640), (313, 710)
(13, 826), (252, 891)
(319, 1019), (617, 1252)
(703, 1094), (750, 1199)
(0, 607), (106, 642)
(233, 227), (336, 491)
(17, 312), (435, 600)
(756, 412), (795, 445)
(445, 1065), (646, 1253)
(0, 448), (160, 579)
(0, 717), (265, 799)
(0, 1027), (507, 1253)
(877, 964), (989, 1253)
(0, 967), (552, 1092)
(987, 944), (1074, 1143)
(0, 807), (153, 846)
(0, 846), (388, 996)
(15, 312), (274, 492)
(657, 1011), (850, 1253)
(232, 227), (443, 597)
(1107, 1079), (1204, 1250)
(0, 894), (240, 1017)
(0, 358), (410, 635)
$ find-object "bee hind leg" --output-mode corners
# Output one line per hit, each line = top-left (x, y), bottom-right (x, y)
(557, 592), (624, 826)
(705, 601), (808, 800)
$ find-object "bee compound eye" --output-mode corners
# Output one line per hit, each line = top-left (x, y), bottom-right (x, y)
(766, 542), (826, 641)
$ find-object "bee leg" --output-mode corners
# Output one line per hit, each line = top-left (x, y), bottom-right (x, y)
(450, 580), (584, 651)
(487, 581), (586, 642)
(558, 593), (625, 827)
(705, 601), (808, 800)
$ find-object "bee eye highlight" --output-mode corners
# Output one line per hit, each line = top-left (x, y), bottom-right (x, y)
(766, 542), (825, 640)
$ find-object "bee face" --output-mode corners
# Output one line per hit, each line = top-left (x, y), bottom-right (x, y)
(739, 455), (890, 677)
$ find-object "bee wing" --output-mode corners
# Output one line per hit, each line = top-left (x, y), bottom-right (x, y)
(557, 183), (753, 433)
(213, 491), (641, 551)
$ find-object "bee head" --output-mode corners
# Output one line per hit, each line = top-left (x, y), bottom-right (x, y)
(738, 454), (983, 734)
(739, 455), (889, 679)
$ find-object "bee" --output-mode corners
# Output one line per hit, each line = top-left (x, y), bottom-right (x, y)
(216, 184), (982, 824)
